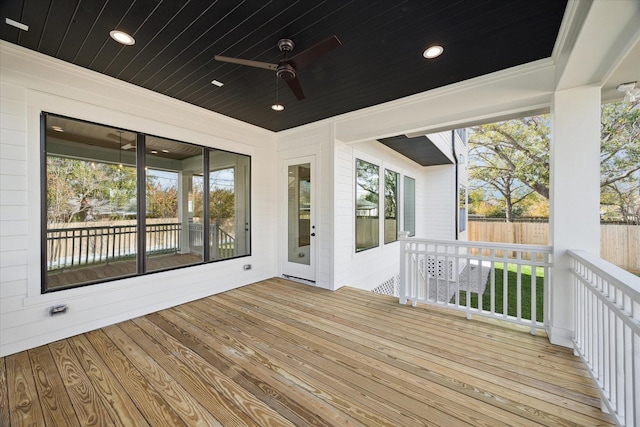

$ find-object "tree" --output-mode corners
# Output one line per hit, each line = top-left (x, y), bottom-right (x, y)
(469, 117), (549, 221)
(600, 100), (640, 223)
(209, 188), (235, 220)
(356, 160), (379, 210)
(469, 100), (639, 222)
(146, 180), (178, 218)
(46, 157), (137, 224)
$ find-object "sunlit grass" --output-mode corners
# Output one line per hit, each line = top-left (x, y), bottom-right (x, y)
(456, 265), (545, 323)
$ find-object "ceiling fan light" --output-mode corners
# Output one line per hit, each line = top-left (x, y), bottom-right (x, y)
(110, 30), (135, 46)
(271, 103), (285, 111)
(423, 45), (443, 59)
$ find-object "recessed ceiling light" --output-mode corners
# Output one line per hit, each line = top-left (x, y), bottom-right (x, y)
(271, 104), (285, 111)
(211, 80), (224, 87)
(161, 149), (170, 153)
(150, 150), (158, 154)
(110, 30), (135, 46)
(51, 126), (64, 132)
(423, 45), (444, 59)
(5, 18), (29, 31)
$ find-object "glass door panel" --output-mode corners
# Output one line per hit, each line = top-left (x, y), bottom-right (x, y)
(288, 164), (311, 265)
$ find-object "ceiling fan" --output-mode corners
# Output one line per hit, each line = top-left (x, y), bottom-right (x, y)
(214, 36), (341, 100)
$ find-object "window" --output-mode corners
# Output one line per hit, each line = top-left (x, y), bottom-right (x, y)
(404, 176), (416, 236)
(355, 159), (379, 251)
(459, 185), (467, 233)
(455, 128), (468, 145)
(384, 169), (399, 243)
(42, 113), (250, 292)
(145, 136), (204, 272)
(209, 149), (250, 260)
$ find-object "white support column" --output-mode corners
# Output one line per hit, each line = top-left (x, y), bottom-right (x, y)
(548, 86), (601, 348)
(178, 172), (192, 254)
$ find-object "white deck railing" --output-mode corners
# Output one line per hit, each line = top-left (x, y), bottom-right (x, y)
(399, 233), (552, 334)
(569, 250), (640, 427)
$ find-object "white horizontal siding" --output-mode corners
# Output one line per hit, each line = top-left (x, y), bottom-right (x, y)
(0, 42), (278, 357)
(277, 124), (335, 289)
(333, 139), (455, 291)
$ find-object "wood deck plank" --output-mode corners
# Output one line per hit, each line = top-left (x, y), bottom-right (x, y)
(131, 316), (296, 427)
(159, 306), (364, 426)
(102, 323), (223, 427)
(235, 280), (610, 425)
(6, 351), (45, 426)
(119, 319), (259, 426)
(27, 346), (81, 427)
(0, 357), (11, 427)
(48, 340), (116, 427)
(267, 280), (608, 417)
(84, 329), (189, 426)
(183, 298), (453, 427)
(67, 334), (151, 427)
(0, 278), (616, 427)
(203, 293), (523, 427)
(145, 310), (332, 427)
(264, 279), (598, 391)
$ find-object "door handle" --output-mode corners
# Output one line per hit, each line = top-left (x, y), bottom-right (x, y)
(311, 233), (316, 237)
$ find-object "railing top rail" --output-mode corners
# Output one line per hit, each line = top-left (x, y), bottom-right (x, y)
(399, 235), (552, 254)
(48, 222), (181, 233)
(568, 249), (640, 297)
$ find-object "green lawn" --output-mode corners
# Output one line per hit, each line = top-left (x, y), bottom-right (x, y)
(455, 263), (545, 323)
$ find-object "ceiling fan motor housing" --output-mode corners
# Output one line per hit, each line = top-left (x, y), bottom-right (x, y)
(277, 38), (295, 52)
(276, 63), (296, 81)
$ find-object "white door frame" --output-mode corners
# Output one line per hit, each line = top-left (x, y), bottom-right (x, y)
(281, 155), (316, 283)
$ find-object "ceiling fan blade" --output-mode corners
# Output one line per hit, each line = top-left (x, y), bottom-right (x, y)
(290, 35), (341, 70)
(214, 55), (278, 71)
(286, 76), (305, 100)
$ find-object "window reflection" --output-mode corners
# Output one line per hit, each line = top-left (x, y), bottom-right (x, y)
(43, 113), (251, 292)
(356, 159), (379, 251)
(45, 116), (138, 289)
(145, 136), (203, 272)
(384, 169), (399, 243)
(209, 149), (250, 260)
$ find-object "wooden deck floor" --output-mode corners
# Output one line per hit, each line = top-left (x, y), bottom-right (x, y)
(1, 278), (614, 426)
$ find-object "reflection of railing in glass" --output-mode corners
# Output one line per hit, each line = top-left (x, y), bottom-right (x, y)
(187, 223), (235, 259)
(47, 222), (235, 270)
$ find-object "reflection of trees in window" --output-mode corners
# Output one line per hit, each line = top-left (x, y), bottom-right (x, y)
(47, 156), (136, 223)
(210, 168), (235, 221)
(146, 171), (178, 219)
(459, 185), (467, 232)
(43, 113), (251, 292)
(356, 159), (379, 251)
(384, 169), (399, 243)
(404, 176), (415, 237)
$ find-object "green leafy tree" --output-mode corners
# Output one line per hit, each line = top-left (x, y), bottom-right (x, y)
(600, 100), (640, 223)
(146, 180), (178, 218)
(210, 188), (235, 221)
(469, 101), (639, 223)
(46, 157), (136, 224)
(469, 118), (545, 221)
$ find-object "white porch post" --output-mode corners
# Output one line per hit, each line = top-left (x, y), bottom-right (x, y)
(178, 172), (192, 254)
(548, 86), (601, 348)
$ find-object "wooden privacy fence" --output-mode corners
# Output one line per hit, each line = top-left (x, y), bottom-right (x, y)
(468, 220), (640, 273)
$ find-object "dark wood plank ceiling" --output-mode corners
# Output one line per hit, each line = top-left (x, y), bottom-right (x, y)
(1, 0), (567, 135)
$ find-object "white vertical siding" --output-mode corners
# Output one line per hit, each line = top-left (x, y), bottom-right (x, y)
(0, 43), (278, 357)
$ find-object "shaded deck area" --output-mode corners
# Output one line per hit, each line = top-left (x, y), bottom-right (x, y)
(1, 278), (614, 426)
